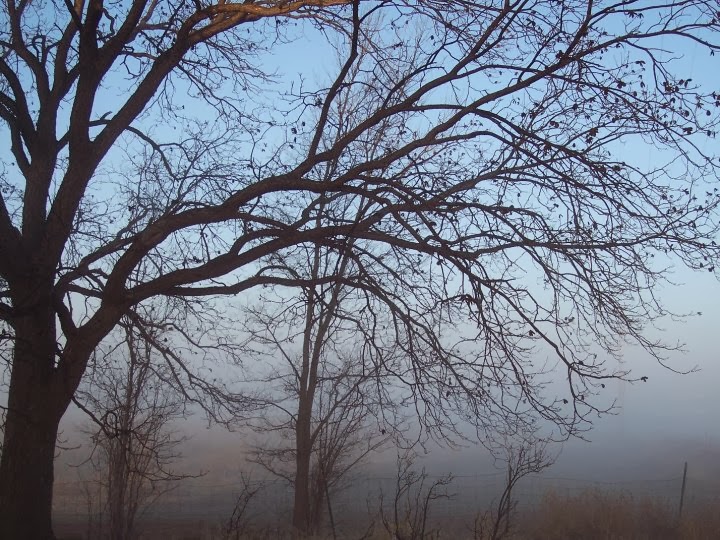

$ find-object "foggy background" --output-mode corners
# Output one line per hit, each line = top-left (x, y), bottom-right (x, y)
(50, 264), (720, 532)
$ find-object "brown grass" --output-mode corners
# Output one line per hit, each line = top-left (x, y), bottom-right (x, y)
(56, 488), (720, 539)
(520, 489), (720, 540)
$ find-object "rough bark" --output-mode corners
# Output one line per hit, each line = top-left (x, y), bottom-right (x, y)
(0, 298), (65, 540)
(0, 405), (60, 540)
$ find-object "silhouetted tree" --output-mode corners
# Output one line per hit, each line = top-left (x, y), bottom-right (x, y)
(379, 450), (454, 540)
(76, 318), (192, 540)
(222, 472), (263, 540)
(244, 231), (393, 534)
(242, 90), (402, 534)
(1, 1), (720, 537)
(473, 434), (554, 540)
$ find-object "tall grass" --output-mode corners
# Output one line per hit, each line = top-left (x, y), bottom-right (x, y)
(521, 489), (720, 540)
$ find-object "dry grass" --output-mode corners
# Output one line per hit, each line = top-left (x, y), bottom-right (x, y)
(57, 489), (720, 539)
(520, 489), (720, 540)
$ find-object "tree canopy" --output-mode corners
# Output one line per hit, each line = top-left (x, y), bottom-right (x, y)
(1, 0), (719, 537)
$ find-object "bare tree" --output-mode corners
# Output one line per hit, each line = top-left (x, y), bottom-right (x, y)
(473, 435), (554, 540)
(77, 466), (105, 540)
(379, 450), (454, 540)
(2, 1), (720, 537)
(244, 234), (393, 535)
(222, 472), (263, 540)
(76, 319), (193, 540)
(240, 75), (412, 535)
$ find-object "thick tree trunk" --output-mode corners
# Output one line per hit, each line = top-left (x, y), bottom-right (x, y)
(0, 407), (60, 539)
(0, 353), (64, 539)
(0, 293), (68, 539)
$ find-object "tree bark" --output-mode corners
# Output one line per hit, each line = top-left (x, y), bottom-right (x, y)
(0, 277), (84, 539)
(0, 308), (65, 540)
(292, 399), (312, 535)
(0, 408), (60, 539)
(108, 433), (131, 540)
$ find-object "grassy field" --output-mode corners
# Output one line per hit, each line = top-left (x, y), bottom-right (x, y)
(54, 487), (720, 539)
(519, 489), (720, 539)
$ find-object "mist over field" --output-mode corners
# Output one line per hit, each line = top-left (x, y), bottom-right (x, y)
(49, 270), (720, 536)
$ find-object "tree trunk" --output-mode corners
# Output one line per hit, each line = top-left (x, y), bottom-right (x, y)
(0, 349), (64, 539)
(0, 292), (68, 539)
(309, 471), (326, 535)
(108, 437), (130, 540)
(292, 400), (313, 535)
(0, 409), (60, 539)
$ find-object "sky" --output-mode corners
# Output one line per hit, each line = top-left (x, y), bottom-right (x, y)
(0, 2), (713, 512)
(51, 13), (720, 495)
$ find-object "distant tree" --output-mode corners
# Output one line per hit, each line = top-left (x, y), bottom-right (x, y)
(473, 434), (555, 540)
(242, 87), (402, 535)
(244, 232), (393, 534)
(76, 318), (192, 540)
(222, 472), (263, 540)
(2, 1), (720, 537)
(379, 450), (455, 540)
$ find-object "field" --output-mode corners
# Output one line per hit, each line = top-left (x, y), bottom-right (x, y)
(53, 485), (720, 539)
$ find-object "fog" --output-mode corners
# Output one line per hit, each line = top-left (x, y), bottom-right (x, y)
(51, 263), (720, 537)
